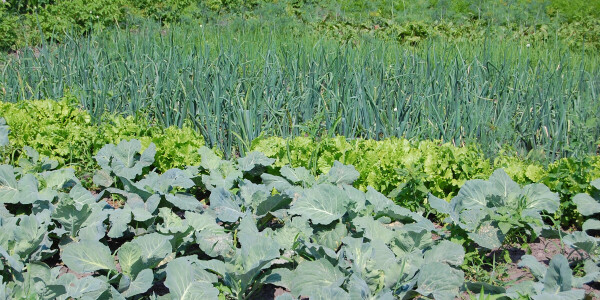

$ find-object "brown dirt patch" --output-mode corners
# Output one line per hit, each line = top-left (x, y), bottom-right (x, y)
(527, 237), (587, 263)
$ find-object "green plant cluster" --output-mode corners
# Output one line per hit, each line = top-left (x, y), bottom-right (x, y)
(0, 0), (127, 49)
(427, 172), (600, 299)
(2, 99), (599, 227)
(3, 27), (599, 159)
(252, 136), (600, 225)
(252, 136), (491, 205)
(289, 0), (600, 50)
(1, 0), (600, 51)
(573, 179), (600, 234)
(0, 98), (204, 173)
(0, 4), (18, 50)
(0, 0), (278, 50)
(1, 119), (599, 298)
(318, 18), (600, 51)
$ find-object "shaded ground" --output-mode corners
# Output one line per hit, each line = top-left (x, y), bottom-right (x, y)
(250, 285), (291, 300)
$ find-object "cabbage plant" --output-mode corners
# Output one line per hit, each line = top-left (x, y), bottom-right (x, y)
(1, 138), (598, 299)
(573, 179), (600, 233)
(429, 169), (560, 250)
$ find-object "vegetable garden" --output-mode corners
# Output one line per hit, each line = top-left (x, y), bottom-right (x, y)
(1, 0), (600, 299)
(1, 118), (600, 299)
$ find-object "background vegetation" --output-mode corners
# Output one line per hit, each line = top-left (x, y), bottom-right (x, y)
(1, 0), (600, 51)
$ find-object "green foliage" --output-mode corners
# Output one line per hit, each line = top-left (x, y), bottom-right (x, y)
(203, 0), (272, 12)
(278, 0), (600, 50)
(0, 138), (467, 299)
(429, 169), (560, 250)
(1, 0), (600, 51)
(4, 25), (599, 158)
(515, 254), (588, 298)
(2, 98), (598, 228)
(252, 136), (492, 200)
(0, 98), (100, 170)
(573, 179), (600, 234)
(0, 98), (204, 174)
(35, 0), (126, 30)
(4, 0), (128, 47)
(0, 3), (18, 51)
(252, 136), (600, 224)
(548, 0), (600, 21)
(1, 135), (598, 299)
(132, 0), (196, 23)
(1, 98), (598, 230)
(556, 17), (600, 52)
(94, 139), (156, 181)
(543, 156), (600, 227)
(101, 116), (204, 172)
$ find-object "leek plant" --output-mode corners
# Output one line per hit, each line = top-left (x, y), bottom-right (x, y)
(0, 22), (598, 159)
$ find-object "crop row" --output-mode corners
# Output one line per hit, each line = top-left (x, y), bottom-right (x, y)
(2, 26), (599, 158)
(2, 0), (600, 51)
(1, 116), (600, 299)
(1, 99), (599, 228)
